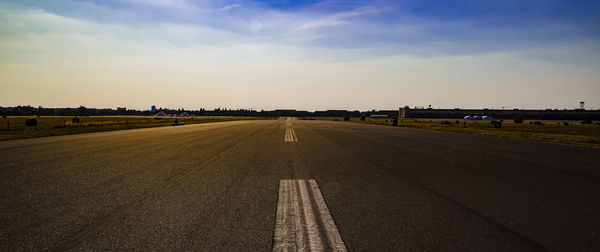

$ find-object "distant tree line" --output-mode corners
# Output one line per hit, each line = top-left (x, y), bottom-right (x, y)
(0, 106), (364, 118)
(3, 106), (595, 120)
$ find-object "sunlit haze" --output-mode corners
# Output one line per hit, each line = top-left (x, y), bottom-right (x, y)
(1, 0), (599, 110)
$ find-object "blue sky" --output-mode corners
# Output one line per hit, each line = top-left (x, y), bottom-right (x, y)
(1, 0), (599, 110)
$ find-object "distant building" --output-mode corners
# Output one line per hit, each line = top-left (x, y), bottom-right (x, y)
(155, 112), (167, 116)
(369, 114), (388, 118)
(400, 107), (409, 119)
(151, 105), (156, 112)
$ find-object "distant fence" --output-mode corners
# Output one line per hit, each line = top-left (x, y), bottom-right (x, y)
(400, 108), (600, 121)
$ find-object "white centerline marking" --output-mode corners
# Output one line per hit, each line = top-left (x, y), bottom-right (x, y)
(297, 180), (324, 251)
(308, 180), (346, 250)
(291, 128), (298, 142)
(284, 128), (298, 143)
(273, 179), (347, 252)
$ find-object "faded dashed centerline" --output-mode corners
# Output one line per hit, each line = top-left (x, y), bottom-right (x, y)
(273, 179), (347, 252)
(284, 128), (298, 143)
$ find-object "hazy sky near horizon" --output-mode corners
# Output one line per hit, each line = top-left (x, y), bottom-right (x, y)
(1, 0), (599, 111)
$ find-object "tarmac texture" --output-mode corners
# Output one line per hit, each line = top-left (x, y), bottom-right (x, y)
(0, 119), (598, 251)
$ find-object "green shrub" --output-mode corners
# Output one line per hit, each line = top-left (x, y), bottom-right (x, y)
(25, 118), (38, 126)
(514, 115), (524, 124)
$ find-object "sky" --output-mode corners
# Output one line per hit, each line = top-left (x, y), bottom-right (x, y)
(1, 0), (599, 111)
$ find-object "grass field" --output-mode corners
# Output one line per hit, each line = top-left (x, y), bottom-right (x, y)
(335, 118), (600, 148)
(0, 116), (261, 141)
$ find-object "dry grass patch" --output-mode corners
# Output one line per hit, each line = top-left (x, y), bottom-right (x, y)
(340, 118), (600, 148)
(0, 116), (260, 141)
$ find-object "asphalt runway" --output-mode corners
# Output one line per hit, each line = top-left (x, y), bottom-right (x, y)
(0, 119), (598, 251)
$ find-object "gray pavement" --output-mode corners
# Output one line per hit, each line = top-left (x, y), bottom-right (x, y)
(0, 119), (598, 251)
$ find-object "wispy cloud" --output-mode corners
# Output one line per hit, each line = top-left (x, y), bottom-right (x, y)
(1, 0), (599, 109)
(3, 0), (597, 55)
(220, 4), (242, 11)
(293, 6), (383, 31)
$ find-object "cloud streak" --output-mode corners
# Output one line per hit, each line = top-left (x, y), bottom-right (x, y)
(3, 0), (598, 55)
(293, 5), (384, 31)
(1, 0), (599, 110)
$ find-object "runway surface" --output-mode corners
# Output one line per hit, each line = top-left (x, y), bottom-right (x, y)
(0, 119), (598, 251)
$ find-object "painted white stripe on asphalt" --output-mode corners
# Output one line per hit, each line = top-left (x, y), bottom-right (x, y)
(284, 128), (298, 143)
(273, 179), (347, 252)
(308, 180), (346, 251)
(297, 180), (324, 251)
(273, 180), (297, 251)
(292, 181), (307, 251)
(291, 128), (298, 142)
